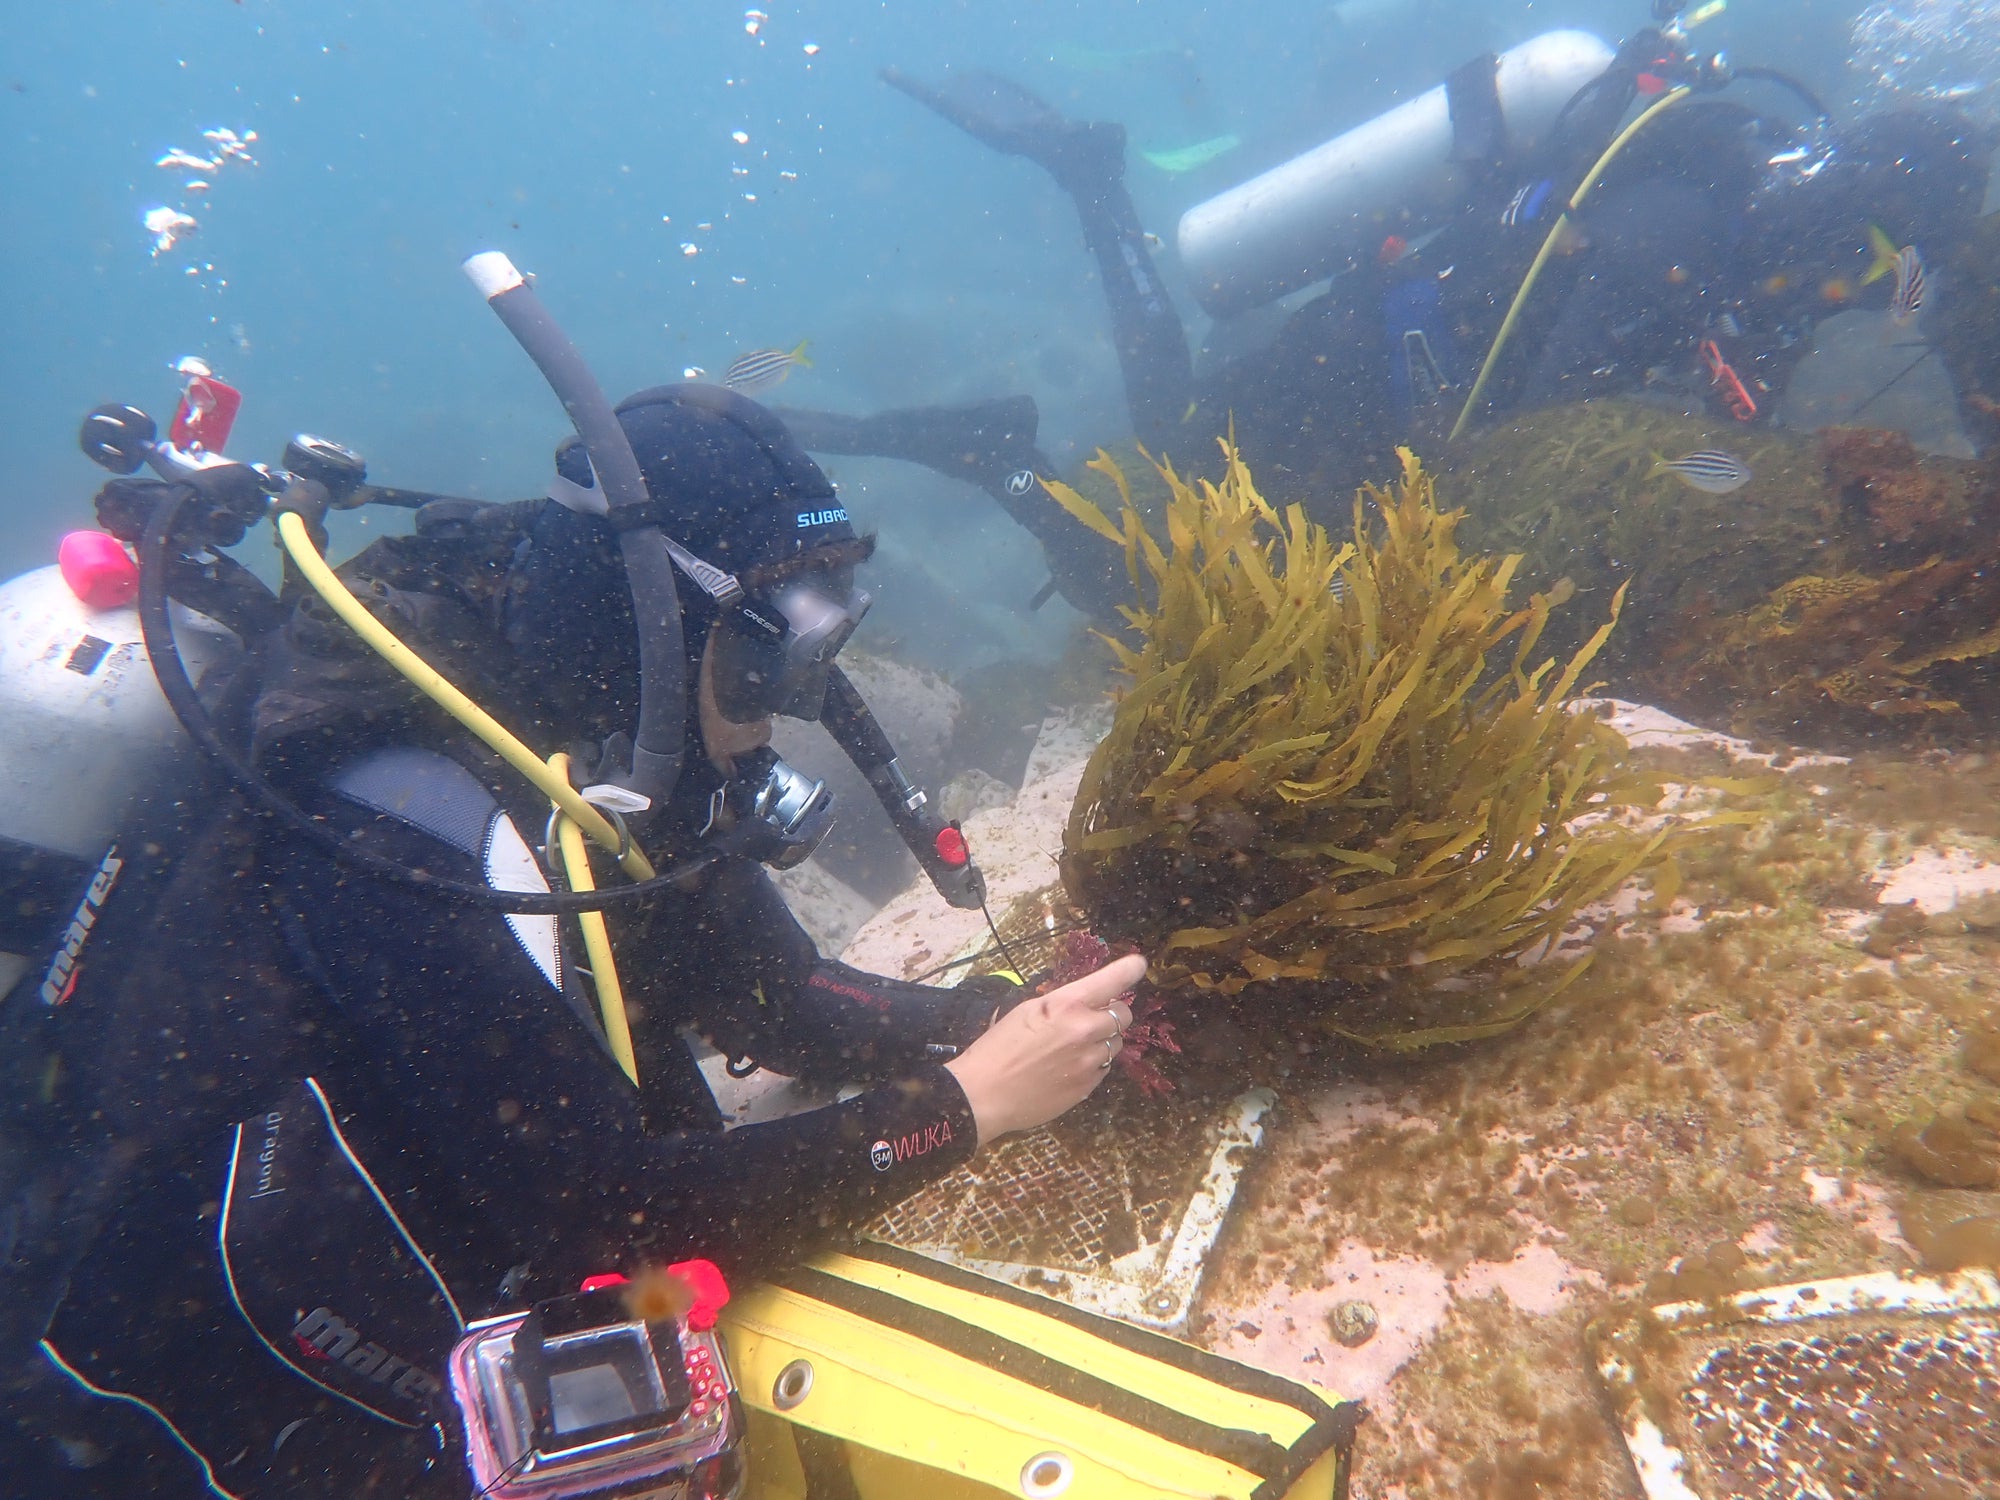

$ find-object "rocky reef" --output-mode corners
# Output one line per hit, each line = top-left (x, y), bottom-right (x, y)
(1440, 402), (2000, 748)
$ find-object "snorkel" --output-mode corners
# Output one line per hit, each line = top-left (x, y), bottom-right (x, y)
(464, 252), (686, 815)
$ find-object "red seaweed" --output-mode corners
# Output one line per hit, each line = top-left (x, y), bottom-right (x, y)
(1041, 930), (1178, 1096)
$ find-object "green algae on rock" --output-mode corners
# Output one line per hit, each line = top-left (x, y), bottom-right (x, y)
(1051, 441), (1673, 1050)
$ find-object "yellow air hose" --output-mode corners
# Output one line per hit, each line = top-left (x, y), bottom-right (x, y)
(1448, 84), (1693, 442)
(548, 752), (640, 1085)
(274, 510), (656, 883)
(275, 511), (651, 1085)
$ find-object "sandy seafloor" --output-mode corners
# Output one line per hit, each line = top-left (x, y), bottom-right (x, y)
(805, 693), (2000, 1499)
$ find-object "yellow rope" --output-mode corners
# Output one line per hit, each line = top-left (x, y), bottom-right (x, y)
(274, 510), (655, 881)
(1448, 85), (1693, 442)
(548, 752), (640, 1086)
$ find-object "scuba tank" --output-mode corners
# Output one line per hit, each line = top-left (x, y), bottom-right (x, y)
(1177, 28), (1617, 316)
(0, 555), (239, 1000)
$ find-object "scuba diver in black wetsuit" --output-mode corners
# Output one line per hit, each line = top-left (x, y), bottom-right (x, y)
(780, 7), (1990, 622)
(0, 259), (1145, 1499)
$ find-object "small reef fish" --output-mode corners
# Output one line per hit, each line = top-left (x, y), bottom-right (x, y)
(1648, 449), (1752, 495)
(1888, 243), (1927, 328)
(723, 341), (811, 393)
(1858, 226), (1929, 327)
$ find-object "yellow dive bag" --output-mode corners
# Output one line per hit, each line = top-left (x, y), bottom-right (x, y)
(719, 1241), (1365, 1500)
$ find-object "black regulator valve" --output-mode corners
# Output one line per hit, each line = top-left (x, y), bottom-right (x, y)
(79, 404), (159, 476)
(180, 463), (273, 550)
(723, 747), (837, 870)
(283, 433), (369, 505)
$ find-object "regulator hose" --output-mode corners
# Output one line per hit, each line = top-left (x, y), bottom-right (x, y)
(1448, 84), (1693, 441)
(1730, 65), (1833, 122)
(273, 509), (653, 882)
(136, 481), (723, 913)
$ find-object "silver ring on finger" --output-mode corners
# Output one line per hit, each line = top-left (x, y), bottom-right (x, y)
(1100, 1037), (1116, 1070)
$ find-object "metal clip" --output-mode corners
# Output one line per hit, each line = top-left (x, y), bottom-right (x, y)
(543, 799), (633, 871)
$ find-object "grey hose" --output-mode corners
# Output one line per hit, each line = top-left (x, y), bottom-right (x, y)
(464, 253), (686, 809)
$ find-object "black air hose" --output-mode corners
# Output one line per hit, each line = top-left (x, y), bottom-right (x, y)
(135, 480), (721, 913)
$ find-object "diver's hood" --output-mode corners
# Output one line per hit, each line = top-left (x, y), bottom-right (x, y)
(550, 385), (855, 578)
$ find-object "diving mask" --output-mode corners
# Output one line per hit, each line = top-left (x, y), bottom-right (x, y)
(708, 576), (873, 723)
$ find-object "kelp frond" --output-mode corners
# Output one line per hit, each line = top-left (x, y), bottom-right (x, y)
(1054, 442), (1672, 1049)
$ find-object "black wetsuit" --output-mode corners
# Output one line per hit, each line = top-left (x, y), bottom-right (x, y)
(0, 511), (997, 1498)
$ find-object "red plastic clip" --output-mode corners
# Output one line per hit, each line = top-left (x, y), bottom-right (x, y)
(169, 374), (243, 454)
(1698, 339), (1758, 422)
(579, 1272), (630, 1293)
(666, 1259), (730, 1331)
(934, 825), (969, 867)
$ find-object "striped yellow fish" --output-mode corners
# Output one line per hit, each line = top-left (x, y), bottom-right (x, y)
(723, 340), (812, 394)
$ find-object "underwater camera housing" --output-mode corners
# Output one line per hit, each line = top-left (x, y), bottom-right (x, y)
(449, 1285), (744, 1499)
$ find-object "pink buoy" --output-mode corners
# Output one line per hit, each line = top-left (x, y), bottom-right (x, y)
(58, 531), (140, 609)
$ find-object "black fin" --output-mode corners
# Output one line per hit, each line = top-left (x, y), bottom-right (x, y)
(881, 66), (1125, 190)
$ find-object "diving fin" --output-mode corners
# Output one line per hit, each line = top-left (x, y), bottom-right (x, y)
(881, 66), (1126, 191)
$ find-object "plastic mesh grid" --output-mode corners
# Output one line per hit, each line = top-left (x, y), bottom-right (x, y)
(1680, 1321), (2000, 1497)
(872, 889), (1212, 1272)
(868, 1117), (1193, 1272)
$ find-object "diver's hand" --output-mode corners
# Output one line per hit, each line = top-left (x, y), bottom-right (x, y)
(944, 954), (1145, 1145)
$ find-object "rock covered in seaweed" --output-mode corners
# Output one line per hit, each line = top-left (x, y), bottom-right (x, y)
(1440, 399), (2000, 748)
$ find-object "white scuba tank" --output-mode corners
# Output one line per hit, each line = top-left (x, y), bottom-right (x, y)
(0, 561), (240, 991)
(1177, 29), (1617, 317)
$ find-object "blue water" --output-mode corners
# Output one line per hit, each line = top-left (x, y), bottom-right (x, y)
(0, 0), (1873, 664)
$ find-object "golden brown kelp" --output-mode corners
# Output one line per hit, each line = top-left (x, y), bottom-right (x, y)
(1051, 443), (1672, 1050)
